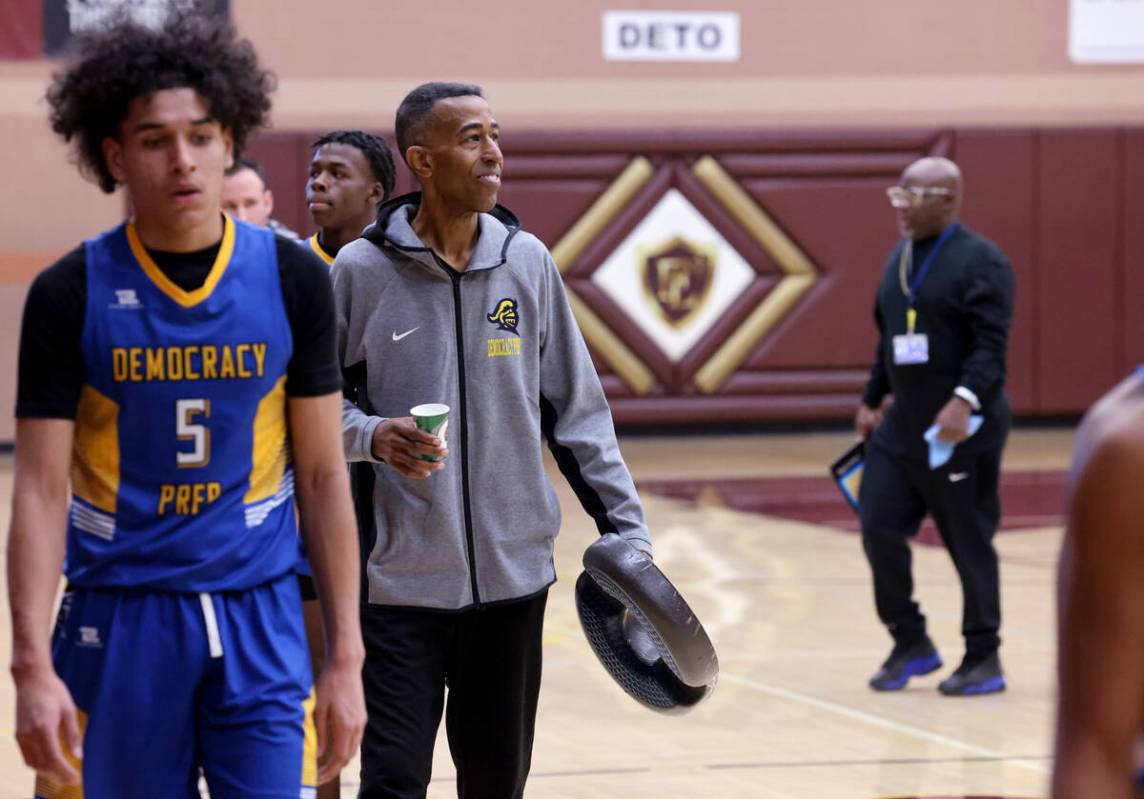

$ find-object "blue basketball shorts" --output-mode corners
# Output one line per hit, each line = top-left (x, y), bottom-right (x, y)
(34, 574), (317, 799)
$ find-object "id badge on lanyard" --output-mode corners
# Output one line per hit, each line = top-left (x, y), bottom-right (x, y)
(893, 309), (929, 365)
(892, 223), (958, 367)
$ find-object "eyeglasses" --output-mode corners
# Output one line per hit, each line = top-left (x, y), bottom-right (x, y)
(885, 186), (953, 209)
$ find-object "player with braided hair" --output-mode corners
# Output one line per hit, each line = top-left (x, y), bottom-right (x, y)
(306, 129), (397, 265)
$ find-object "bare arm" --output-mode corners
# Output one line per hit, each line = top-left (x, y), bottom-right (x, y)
(289, 392), (365, 784)
(1053, 382), (1144, 798)
(8, 418), (82, 784)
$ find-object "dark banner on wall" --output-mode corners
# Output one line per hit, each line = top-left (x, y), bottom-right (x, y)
(44, 0), (229, 55)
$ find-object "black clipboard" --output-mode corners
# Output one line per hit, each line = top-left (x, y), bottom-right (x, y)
(830, 441), (865, 513)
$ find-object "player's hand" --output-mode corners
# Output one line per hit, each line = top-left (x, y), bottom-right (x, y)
(933, 395), (972, 443)
(370, 417), (447, 479)
(854, 404), (884, 440)
(13, 666), (82, 786)
(312, 656), (366, 785)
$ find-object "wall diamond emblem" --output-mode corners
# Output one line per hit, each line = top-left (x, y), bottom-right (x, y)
(550, 155), (819, 395)
(592, 189), (755, 363)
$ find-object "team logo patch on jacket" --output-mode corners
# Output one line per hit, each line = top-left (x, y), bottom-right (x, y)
(486, 298), (519, 335)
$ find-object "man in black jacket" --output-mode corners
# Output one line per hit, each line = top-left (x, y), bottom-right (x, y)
(855, 156), (1015, 696)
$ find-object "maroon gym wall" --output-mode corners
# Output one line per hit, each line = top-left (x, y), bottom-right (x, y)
(253, 126), (1142, 426)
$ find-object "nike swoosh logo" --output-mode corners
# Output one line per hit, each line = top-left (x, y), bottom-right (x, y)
(948, 472), (970, 482)
(392, 327), (419, 342)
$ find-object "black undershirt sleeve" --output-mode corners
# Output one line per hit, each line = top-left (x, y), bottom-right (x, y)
(275, 237), (343, 397)
(15, 234), (342, 420)
(15, 246), (87, 419)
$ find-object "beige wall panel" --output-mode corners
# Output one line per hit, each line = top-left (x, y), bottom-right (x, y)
(233, 0), (1079, 79)
(0, 115), (121, 252)
(0, 286), (26, 443)
(266, 73), (1144, 130)
(7, 71), (1144, 134)
(4, 2), (1144, 130)
(233, 0), (1144, 128)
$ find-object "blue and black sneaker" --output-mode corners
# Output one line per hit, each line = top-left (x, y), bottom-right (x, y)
(938, 652), (1005, 696)
(868, 637), (943, 691)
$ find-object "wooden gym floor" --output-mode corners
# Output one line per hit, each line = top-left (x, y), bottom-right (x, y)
(0, 428), (1073, 798)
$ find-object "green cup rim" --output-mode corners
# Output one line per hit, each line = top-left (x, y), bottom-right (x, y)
(411, 403), (450, 417)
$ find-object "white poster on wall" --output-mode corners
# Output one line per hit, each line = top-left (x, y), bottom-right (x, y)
(1069, 0), (1144, 63)
(603, 11), (740, 62)
(43, 0), (229, 56)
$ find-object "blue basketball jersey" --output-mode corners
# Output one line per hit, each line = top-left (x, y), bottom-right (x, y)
(67, 216), (301, 591)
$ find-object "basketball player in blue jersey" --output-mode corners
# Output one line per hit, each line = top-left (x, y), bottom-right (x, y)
(9, 13), (365, 798)
(296, 128), (396, 799)
(1053, 368), (1144, 798)
(306, 130), (396, 266)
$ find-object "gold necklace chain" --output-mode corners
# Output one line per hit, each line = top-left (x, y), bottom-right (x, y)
(898, 238), (913, 298)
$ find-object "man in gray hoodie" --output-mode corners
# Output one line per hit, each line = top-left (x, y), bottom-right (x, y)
(333, 83), (653, 799)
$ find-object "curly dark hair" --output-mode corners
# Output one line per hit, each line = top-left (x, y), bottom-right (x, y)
(394, 82), (483, 163)
(46, 12), (275, 193)
(312, 130), (397, 206)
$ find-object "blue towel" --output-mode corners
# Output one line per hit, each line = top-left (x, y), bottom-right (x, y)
(923, 415), (984, 470)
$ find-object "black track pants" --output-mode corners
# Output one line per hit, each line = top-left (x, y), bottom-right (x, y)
(358, 590), (547, 799)
(858, 439), (1003, 657)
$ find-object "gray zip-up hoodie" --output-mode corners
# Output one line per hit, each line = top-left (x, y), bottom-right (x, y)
(334, 193), (652, 610)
